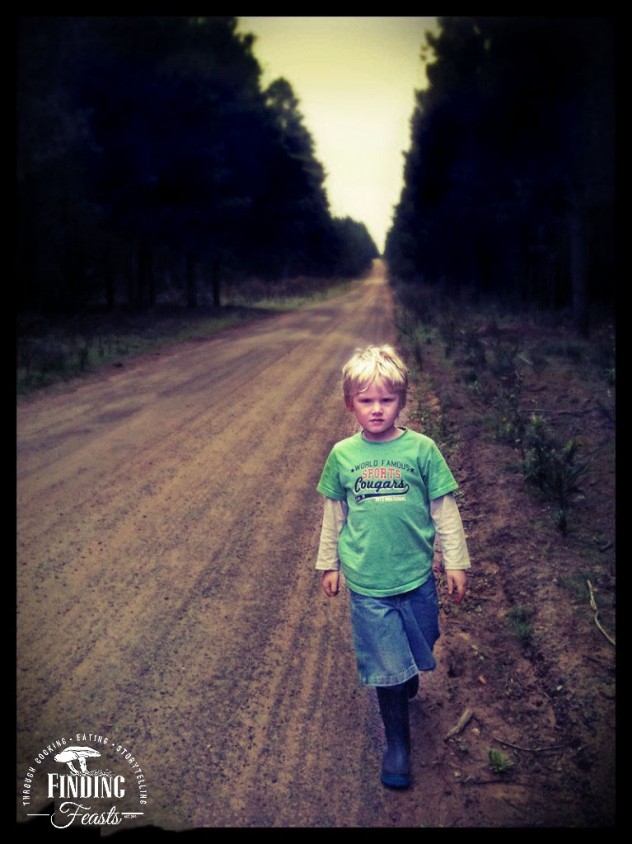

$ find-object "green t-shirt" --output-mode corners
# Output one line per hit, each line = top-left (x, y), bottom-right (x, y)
(317, 428), (459, 597)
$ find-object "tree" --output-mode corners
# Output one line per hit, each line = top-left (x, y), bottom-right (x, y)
(386, 16), (615, 328)
(332, 217), (379, 277)
(17, 16), (374, 315)
(247, 77), (337, 279)
(17, 17), (104, 311)
(77, 16), (268, 308)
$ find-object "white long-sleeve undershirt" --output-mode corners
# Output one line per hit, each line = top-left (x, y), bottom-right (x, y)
(315, 493), (471, 572)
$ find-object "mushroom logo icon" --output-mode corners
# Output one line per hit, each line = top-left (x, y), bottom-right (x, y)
(54, 746), (101, 776)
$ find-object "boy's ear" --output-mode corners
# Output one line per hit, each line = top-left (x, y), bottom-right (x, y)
(344, 397), (354, 411)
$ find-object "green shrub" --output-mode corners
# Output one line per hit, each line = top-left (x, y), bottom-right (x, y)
(488, 747), (514, 774)
(507, 605), (534, 648)
(523, 416), (589, 535)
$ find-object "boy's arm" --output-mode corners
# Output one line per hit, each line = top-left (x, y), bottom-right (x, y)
(316, 497), (347, 597)
(430, 493), (471, 603)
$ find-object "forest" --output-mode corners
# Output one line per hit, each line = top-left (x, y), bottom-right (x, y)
(386, 16), (615, 336)
(17, 16), (615, 331)
(17, 16), (378, 316)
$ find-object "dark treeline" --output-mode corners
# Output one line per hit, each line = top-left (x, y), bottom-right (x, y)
(17, 16), (378, 314)
(386, 17), (615, 334)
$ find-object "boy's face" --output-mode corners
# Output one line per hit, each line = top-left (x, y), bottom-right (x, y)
(346, 378), (402, 441)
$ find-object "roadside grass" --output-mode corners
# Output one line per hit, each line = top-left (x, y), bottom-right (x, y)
(394, 283), (615, 537)
(16, 276), (353, 395)
(557, 570), (610, 614)
(394, 281), (615, 666)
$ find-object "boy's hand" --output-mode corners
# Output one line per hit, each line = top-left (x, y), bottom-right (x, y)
(321, 570), (340, 597)
(445, 569), (467, 603)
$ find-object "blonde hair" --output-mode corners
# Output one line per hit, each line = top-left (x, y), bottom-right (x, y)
(342, 345), (409, 408)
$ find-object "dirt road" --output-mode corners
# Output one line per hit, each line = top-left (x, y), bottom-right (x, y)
(17, 262), (407, 829)
(16, 260), (616, 830)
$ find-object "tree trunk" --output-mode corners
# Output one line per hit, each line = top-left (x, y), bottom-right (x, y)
(211, 256), (221, 308)
(135, 243), (153, 310)
(62, 231), (85, 312)
(103, 247), (115, 311)
(569, 206), (589, 337)
(186, 252), (198, 309)
(128, 245), (135, 308)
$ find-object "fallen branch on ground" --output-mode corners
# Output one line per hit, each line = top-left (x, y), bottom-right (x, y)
(444, 708), (474, 741)
(491, 736), (567, 753)
(587, 579), (616, 646)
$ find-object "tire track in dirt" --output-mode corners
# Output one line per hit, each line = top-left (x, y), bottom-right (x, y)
(17, 264), (406, 829)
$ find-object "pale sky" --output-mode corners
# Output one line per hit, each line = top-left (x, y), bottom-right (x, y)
(237, 16), (439, 253)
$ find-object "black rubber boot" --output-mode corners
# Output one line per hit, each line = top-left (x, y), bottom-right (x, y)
(376, 684), (411, 789)
(406, 673), (419, 699)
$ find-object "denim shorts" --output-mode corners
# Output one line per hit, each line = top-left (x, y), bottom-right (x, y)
(348, 575), (440, 687)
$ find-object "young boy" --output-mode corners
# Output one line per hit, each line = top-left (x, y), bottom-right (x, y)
(315, 344), (471, 789)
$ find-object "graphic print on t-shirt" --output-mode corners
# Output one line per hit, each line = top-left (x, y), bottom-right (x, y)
(350, 458), (413, 503)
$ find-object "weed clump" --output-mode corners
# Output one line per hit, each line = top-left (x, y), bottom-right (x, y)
(506, 605), (534, 648)
(523, 415), (589, 535)
(488, 747), (514, 774)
